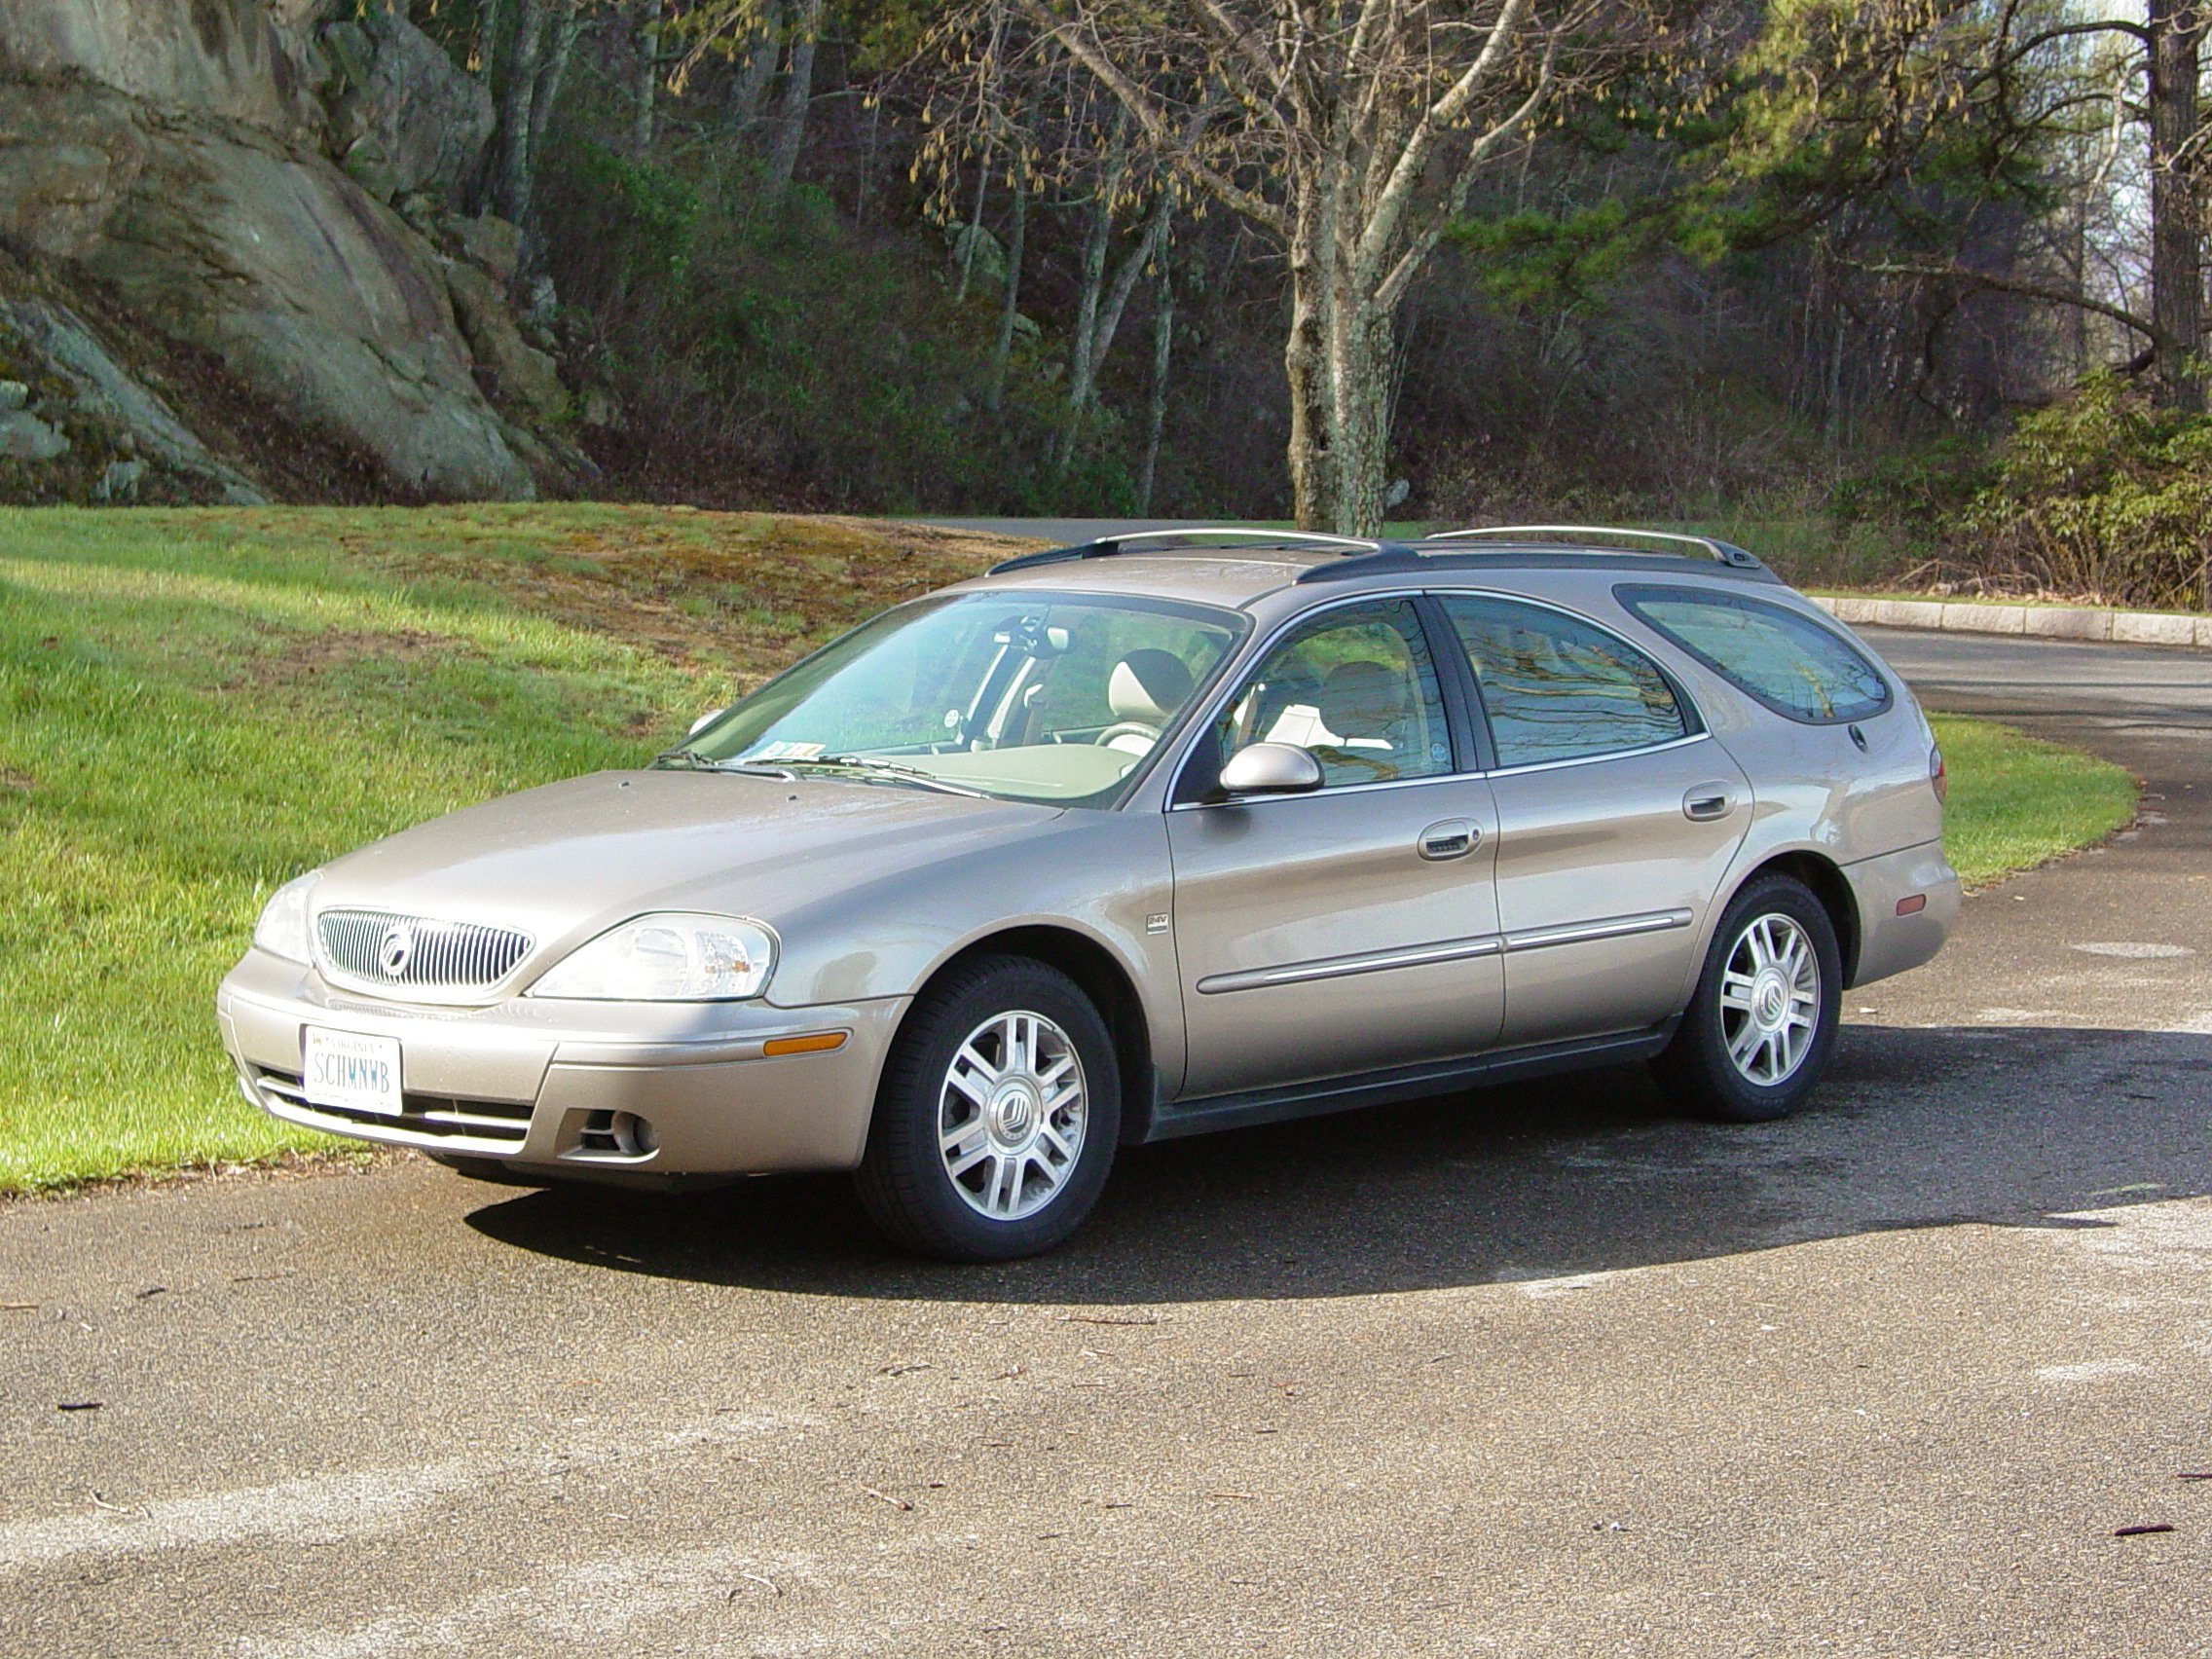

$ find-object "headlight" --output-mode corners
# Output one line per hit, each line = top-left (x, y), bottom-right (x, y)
(252, 871), (320, 963)
(529, 913), (777, 1002)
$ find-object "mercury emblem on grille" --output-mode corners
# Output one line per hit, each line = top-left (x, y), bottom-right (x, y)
(378, 924), (416, 977)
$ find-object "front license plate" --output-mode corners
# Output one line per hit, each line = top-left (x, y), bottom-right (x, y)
(302, 1028), (403, 1117)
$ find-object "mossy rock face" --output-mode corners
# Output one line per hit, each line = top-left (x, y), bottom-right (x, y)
(0, 290), (262, 505)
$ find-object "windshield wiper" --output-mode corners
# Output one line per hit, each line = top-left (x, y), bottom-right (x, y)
(651, 749), (796, 779)
(785, 756), (984, 797)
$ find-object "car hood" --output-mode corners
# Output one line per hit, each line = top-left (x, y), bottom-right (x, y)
(311, 769), (1064, 974)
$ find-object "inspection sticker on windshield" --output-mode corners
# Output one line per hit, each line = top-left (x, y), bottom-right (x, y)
(303, 1028), (403, 1116)
(750, 741), (826, 760)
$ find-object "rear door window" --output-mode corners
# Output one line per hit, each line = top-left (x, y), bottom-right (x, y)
(1617, 586), (1891, 724)
(1439, 595), (1690, 768)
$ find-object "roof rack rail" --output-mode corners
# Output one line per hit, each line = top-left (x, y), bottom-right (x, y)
(987, 526), (1382, 575)
(1426, 524), (1763, 570)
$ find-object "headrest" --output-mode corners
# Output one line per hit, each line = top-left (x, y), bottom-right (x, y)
(1317, 659), (1406, 741)
(1108, 649), (1196, 724)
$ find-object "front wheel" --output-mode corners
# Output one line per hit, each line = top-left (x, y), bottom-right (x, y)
(856, 956), (1122, 1261)
(1655, 875), (1843, 1124)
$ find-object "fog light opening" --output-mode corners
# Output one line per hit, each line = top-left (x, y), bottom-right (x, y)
(578, 1109), (659, 1159)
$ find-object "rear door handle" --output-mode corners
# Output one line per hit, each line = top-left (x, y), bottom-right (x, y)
(1419, 819), (1479, 860)
(1682, 784), (1738, 822)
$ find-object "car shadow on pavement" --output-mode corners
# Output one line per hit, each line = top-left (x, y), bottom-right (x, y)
(462, 1022), (2212, 1304)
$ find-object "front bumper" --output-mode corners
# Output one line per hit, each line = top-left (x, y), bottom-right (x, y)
(215, 947), (905, 1181)
(1843, 838), (1962, 988)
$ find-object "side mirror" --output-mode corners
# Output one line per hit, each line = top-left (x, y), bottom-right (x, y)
(687, 707), (727, 738)
(1218, 741), (1323, 797)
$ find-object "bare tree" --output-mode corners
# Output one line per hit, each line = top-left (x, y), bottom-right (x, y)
(1054, 124), (1175, 473)
(924, 0), (1668, 530)
(766, 0), (828, 194)
(629, 0), (667, 155)
(1751, 0), (2207, 408)
(1137, 242), (1174, 512)
(478, 0), (587, 239)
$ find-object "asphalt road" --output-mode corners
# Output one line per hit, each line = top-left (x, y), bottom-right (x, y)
(5, 628), (2211, 1657)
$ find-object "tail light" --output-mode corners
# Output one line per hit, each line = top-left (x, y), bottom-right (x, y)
(1930, 744), (1947, 805)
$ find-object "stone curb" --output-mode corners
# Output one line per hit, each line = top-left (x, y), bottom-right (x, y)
(1812, 594), (2212, 650)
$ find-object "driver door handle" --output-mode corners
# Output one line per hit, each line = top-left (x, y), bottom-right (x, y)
(1419, 820), (1479, 861)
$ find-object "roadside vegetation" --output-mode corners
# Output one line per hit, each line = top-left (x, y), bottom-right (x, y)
(0, 505), (2136, 1193)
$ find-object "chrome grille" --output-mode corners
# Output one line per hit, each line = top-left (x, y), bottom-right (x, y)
(315, 909), (533, 993)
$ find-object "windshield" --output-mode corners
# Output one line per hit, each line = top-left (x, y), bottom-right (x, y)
(673, 591), (1247, 806)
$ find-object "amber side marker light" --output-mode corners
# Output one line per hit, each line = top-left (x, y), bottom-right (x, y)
(763, 1031), (849, 1057)
(1896, 895), (1928, 916)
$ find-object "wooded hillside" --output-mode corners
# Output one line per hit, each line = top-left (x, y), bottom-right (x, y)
(1, 0), (2205, 599)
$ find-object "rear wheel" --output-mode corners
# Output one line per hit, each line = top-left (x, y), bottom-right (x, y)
(1655, 874), (1842, 1124)
(856, 955), (1121, 1261)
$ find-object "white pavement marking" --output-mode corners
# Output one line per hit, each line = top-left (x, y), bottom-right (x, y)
(0, 1416), (793, 1575)
(2033, 1358), (2146, 1385)
(228, 1545), (826, 1659)
(2072, 941), (2195, 959)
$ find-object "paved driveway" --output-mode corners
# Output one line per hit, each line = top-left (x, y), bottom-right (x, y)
(3, 630), (2209, 1656)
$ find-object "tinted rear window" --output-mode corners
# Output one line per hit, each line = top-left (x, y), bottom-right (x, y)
(1617, 587), (1892, 724)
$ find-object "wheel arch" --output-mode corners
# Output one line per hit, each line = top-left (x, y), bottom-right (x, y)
(909, 925), (1160, 1142)
(1727, 850), (1861, 986)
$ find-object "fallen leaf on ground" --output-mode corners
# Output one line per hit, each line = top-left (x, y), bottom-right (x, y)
(2114, 1523), (2176, 1537)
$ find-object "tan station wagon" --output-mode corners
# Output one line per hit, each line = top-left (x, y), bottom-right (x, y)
(218, 526), (1959, 1259)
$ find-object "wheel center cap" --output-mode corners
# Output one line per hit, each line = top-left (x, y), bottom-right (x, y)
(1752, 970), (1789, 1030)
(987, 1081), (1041, 1145)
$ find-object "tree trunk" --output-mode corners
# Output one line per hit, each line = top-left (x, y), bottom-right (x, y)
(480, 0), (580, 246)
(726, 0), (783, 130)
(1138, 244), (1172, 515)
(1053, 122), (1130, 474)
(1285, 247), (1393, 536)
(765, 0), (825, 196)
(531, 6), (580, 163)
(482, 0), (546, 225)
(1327, 299), (1392, 536)
(628, 0), (662, 155)
(1055, 192), (1167, 475)
(985, 172), (1027, 413)
(2148, 0), (2205, 407)
(955, 159), (992, 303)
(1284, 255), (1331, 531)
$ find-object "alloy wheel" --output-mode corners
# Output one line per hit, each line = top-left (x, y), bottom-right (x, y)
(1718, 913), (1822, 1087)
(937, 1010), (1089, 1221)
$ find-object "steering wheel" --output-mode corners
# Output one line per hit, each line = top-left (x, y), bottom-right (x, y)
(1092, 721), (1161, 752)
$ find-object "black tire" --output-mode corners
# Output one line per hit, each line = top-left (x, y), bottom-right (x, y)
(856, 955), (1122, 1261)
(1654, 874), (1843, 1124)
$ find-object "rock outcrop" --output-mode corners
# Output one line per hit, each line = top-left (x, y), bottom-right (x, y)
(0, 0), (571, 503)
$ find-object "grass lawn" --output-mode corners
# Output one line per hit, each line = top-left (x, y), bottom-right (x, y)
(0, 505), (2136, 1194)
(1927, 714), (2135, 889)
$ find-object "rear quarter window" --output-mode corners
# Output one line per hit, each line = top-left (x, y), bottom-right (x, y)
(1616, 586), (1892, 724)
